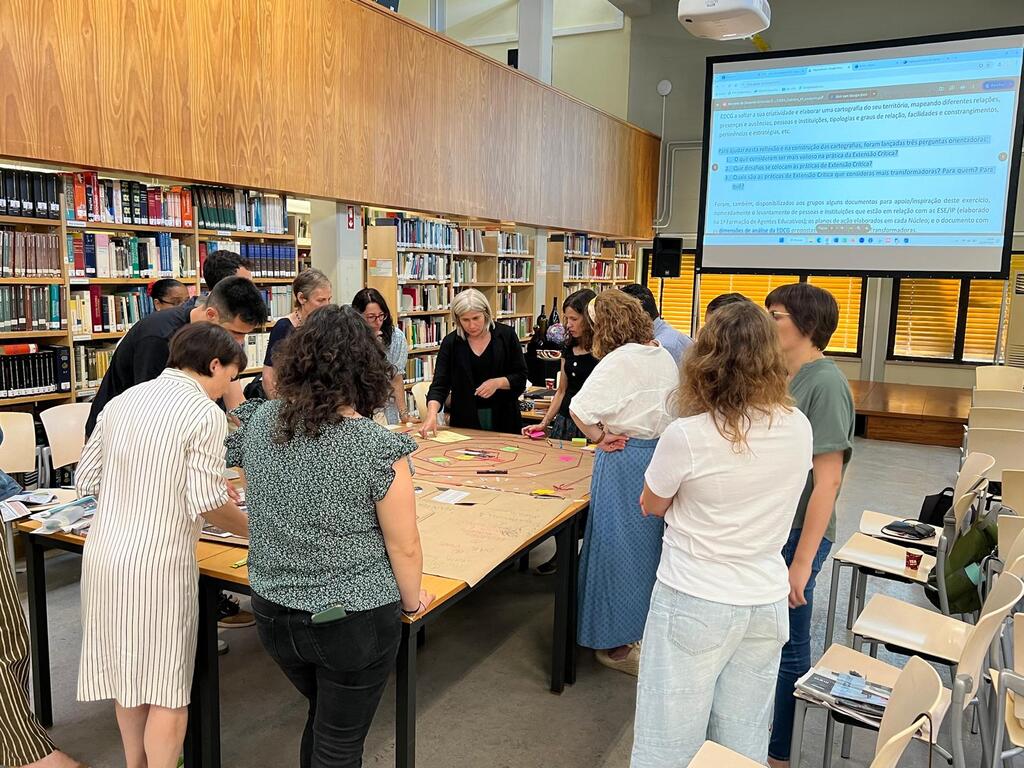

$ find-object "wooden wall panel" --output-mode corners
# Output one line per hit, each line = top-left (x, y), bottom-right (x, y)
(0, 0), (659, 238)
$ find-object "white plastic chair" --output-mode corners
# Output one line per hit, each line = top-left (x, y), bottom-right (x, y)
(976, 366), (1024, 392)
(39, 402), (91, 469)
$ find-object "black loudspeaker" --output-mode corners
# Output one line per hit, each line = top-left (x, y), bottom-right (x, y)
(651, 236), (682, 278)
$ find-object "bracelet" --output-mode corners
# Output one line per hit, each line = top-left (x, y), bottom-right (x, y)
(401, 601), (425, 616)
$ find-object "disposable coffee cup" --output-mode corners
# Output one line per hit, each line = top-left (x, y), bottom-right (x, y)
(545, 378), (556, 388)
(905, 548), (924, 571)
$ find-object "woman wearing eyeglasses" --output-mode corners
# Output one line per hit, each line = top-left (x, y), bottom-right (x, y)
(352, 288), (409, 425)
(149, 278), (190, 311)
(262, 269), (333, 398)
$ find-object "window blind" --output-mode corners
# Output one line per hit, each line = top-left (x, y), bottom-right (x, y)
(807, 276), (864, 355)
(891, 279), (961, 359)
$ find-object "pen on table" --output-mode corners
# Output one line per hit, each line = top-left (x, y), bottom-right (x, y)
(477, 470), (508, 475)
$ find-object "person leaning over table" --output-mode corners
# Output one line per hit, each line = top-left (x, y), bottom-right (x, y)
(226, 304), (433, 768)
(569, 290), (678, 677)
(261, 268), (333, 399)
(521, 288), (597, 576)
(419, 288), (528, 437)
(76, 323), (250, 768)
(352, 287), (410, 424)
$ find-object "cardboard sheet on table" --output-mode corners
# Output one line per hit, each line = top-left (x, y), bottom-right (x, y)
(411, 432), (594, 497)
(413, 479), (572, 586)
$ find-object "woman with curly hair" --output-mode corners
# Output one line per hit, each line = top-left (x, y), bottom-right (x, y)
(630, 301), (813, 767)
(226, 304), (431, 768)
(569, 289), (678, 676)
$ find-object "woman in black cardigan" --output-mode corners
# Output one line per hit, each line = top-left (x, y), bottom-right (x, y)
(419, 288), (528, 436)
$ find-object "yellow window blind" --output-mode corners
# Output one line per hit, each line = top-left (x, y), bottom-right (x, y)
(648, 253), (696, 333)
(697, 273), (800, 325)
(807, 276), (864, 354)
(963, 278), (1005, 363)
(891, 279), (961, 359)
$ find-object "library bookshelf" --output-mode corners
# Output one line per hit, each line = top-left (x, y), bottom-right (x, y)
(0, 163), (298, 414)
(548, 235), (638, 300)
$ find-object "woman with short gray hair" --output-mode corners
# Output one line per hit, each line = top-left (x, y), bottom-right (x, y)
(419, 288), (528, 436)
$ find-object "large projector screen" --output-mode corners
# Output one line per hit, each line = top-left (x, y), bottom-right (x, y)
(697, 28), (1024, 278)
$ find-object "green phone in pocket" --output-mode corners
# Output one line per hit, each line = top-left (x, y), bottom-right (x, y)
(311, 605), (348, 624)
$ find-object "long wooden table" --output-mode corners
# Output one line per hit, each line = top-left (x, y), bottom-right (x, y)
(16, 444), (586, 768)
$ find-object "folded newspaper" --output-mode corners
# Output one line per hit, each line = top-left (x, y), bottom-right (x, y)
(796, 667), (895, 729)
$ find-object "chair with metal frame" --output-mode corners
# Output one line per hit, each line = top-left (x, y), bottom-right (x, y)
(792, 574), (1024, 768)
(987, 614), (1024, 768)
(973, 389), (1024, 410)
(966, 428), (1024, 487)
(823, 481), (988, 651)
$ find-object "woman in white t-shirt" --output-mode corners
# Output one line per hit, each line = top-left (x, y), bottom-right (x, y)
(630, 300), (813, 767)
(570, 290), (678, 677)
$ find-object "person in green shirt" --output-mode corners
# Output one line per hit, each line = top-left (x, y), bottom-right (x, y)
(764, 283), (855, 767)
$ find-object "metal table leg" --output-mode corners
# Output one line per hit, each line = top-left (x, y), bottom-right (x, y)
(184, 578), (222, 768)
(24, 533), (52, 727)
(824, 560), (842, 653)
(565, 514), (578, 686)
(551, 520), (571, 694)
(396, 620), (417, 768)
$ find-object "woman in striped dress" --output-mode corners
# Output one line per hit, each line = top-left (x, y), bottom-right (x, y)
(76, 323), (249, 768)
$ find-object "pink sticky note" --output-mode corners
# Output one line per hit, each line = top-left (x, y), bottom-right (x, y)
(558, 455), (574, 462)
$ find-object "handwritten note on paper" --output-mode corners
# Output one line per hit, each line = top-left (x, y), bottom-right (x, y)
(428, 431), (473, 444)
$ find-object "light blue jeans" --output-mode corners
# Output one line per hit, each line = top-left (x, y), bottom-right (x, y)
(631, 582), (790, 767)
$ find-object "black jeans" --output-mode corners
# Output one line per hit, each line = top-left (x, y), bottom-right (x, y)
(251, 593), (401, 768)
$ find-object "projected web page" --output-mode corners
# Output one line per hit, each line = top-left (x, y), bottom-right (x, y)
(701, 35), (1024, 275)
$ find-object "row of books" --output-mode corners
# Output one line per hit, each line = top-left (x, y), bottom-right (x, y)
(201, 241), (297, 279)
(453, 227), (485, 253)
(377, 216), (455, 251)
(497, 232), (528, 254)
(398, 285), (448, 314)
(64, 174), (192, 228)
(590, 260), (613, 279)
(243, 332), (270, 370)
(0, 286), (65, 332)
(451, 258), (477, 285)
(404, 354), (436, 385)
(74, 345), (114, 390)
(193, 186), (287, 234)
(564, 258), (591, 280)
(563, 233), (603, 256)
(498, 259), (532, 283)
(615, 242), (634, 258)
(67, 232), (196, 279)
(398, 254), (448, 282)
(0, 346), (72, 398)
(70, 287), (154, 335)
(399, 317), (448, 349)
(498, 290), (518, 314)
(615, 262), (631, 280)
(498, 316), (530, 338)
(0, 169), (61, 220)
(258, 287), (292, 320)
(0, 230), (62, 277)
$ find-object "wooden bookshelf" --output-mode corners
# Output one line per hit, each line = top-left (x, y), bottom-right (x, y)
(0, 214), (62, 228)
(69, 220), (194, 235)
(0, 163), (300, 413)
(549, 235), (638, 296)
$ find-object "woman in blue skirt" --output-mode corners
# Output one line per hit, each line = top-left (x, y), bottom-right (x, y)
(570, 290), (679, 676)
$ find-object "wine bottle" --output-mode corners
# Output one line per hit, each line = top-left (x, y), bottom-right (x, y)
(535, 304), (547, 336)
(548, 297), (560, 327)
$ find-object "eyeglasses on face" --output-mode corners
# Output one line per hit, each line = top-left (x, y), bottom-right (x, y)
(768, 310), (791, 321)
(363, 313), (387, 322)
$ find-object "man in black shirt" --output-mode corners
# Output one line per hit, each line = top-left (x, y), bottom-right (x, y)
(85, 276), (267, 436)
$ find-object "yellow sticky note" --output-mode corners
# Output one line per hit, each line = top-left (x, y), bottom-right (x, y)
(456, 455), (476, 461)
(429, 431), (473, 444)
(532, 489), (557, 496)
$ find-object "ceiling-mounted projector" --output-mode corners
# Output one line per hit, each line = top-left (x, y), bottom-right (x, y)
(678, 0), (770, 40)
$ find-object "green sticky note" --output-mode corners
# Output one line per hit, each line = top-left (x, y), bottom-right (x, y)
(429, 457), (452, 465)
(571, 437), (587, 446)
(501, 446), (520, 453)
